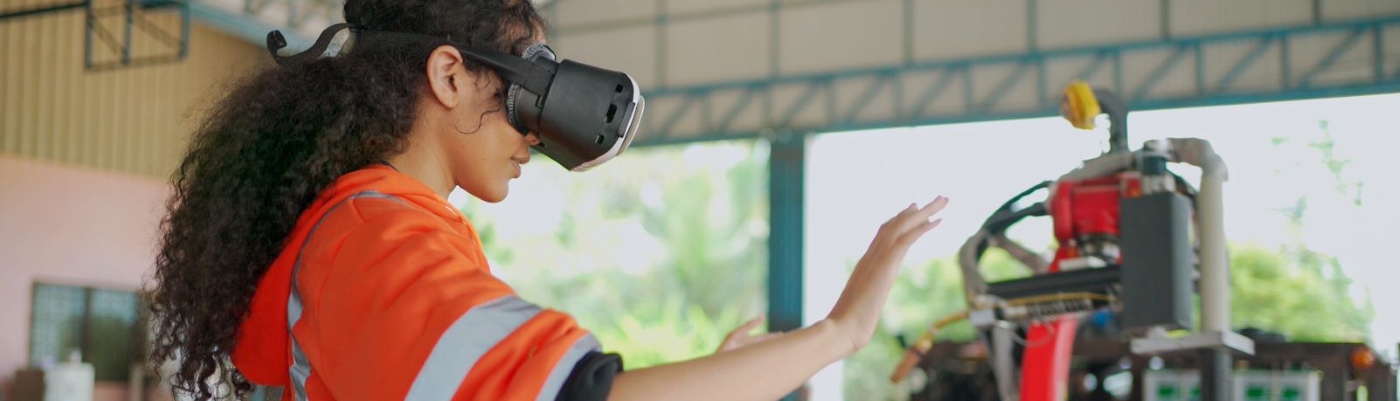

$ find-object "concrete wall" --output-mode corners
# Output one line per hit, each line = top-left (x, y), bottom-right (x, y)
(0, 154), (170, 400)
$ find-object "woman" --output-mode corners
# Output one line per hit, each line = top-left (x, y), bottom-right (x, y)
(148, 0), (948, 400)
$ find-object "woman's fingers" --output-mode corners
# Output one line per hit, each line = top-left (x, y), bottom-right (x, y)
(722, 316), (763, 342)
(898, 218), (943, 248)
(736, 315), (766, 334)
(919, 196), (950, 219)
(719, 315), (774, 353)
(884, 196), (949, 240)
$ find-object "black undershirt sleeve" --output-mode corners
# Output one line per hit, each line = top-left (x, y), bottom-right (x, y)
(555, 351), (624, 401)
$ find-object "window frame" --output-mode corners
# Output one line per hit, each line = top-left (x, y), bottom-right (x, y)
(27, 280), (150, 383)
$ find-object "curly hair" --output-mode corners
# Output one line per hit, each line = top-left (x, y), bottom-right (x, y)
(146, 1), (546, 399)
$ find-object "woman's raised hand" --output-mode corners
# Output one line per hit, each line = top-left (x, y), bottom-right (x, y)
(825, 196), (949, 355)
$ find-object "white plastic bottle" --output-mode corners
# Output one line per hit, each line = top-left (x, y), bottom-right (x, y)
(43, 350), (94, 401)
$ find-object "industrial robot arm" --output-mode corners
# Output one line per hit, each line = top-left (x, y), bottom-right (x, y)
(893, 82), (1249, 401)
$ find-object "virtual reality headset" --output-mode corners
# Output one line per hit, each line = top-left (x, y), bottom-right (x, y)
(266, 24), (645, 172)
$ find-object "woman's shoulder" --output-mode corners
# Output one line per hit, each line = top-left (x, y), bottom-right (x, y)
(299, 190), (489, 277)
(315, 190), (462, 241)
(316, 165), (476, 229)
(295, 166), (485, 260)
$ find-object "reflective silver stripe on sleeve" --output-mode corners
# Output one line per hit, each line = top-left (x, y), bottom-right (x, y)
(405, 295), (543, 401)
(288, 191), (401, 401)
(534, 334), (603, 401)
(288, 295), (310, 401)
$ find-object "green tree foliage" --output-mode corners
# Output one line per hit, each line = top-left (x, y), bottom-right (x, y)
(1229, 243), (1372, 342)
(1229, 120), (1374, 342)
(463, 141), (770, 369)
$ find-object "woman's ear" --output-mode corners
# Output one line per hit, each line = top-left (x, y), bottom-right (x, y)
(425, 45), (467, 109)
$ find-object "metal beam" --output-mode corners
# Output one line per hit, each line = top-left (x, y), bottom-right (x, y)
(1074, 52), (1110, 82)
(634, 16), (1400, 146)
(1, 0), (189, 73)
(911, 66), (961, 118)
(777, 81), (825, 127)
(982, 59), (1032, 112)
(1133, 43), (1190, 101)
(1035, 57), (1047, 109)
(1026, 0), (1038, 52)
(652, 94), (698, 137)
(716, 88), (758, 133)
(1160, 0), (1171, 39)
(176, 5), (1400, 147)
(1215, 36), (1275, 92)
(79, 0), (189, 71)
(0, 1), (86, 21)
(902, 0), (913, 66)
(1282, 35), (1293, 89)
(1374, 24), (1385, 81)
(1113, 49), (1125, 93)
(633, 81), (1400, 150)
(839, 74), (892, 124)
(1193, 41), (1205, 95)
(1299, 27), (1366, 88)
(654, 0), (666, 88)
(642, 16), (1399, 95)
(1312, 0), (1323, 26)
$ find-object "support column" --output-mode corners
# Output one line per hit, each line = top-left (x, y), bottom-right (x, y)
(1199, 348), (1232, 401)
(767, 132), (805, 333)
(768, 132), (806, 401)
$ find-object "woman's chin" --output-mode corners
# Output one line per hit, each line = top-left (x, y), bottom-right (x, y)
(466, 186), (508, 204)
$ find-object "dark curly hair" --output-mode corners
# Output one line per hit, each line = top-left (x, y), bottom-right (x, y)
(146, 1), (546, 399)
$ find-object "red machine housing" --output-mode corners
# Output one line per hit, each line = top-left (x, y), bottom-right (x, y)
(1047, 173), (1141, 272)
(1022, 172), (1142, 401)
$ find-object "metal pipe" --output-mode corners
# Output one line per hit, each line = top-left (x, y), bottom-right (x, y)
(1167, 137), (1233, 400)
(1198, 175), (1229, 330)
(991, 323), (1019, 401)
(1166, 138), (1229, 332)
(1093, 88), (1130, 153)
(991, 234), (1050, 274)
(958, 229), (992, 304)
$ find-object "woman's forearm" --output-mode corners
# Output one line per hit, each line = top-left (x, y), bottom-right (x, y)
(607, 319), (850, 401)
(606, 197), (949, 401)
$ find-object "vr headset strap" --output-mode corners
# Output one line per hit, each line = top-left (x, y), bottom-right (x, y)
(266, 24), (555, 95)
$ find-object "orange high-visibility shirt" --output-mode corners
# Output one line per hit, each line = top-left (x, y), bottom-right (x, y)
(231, 165), (620, 401)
